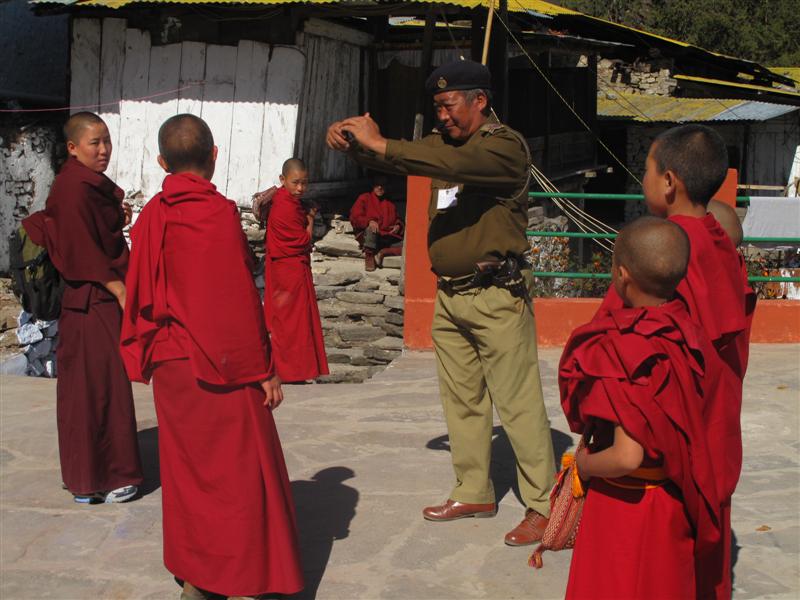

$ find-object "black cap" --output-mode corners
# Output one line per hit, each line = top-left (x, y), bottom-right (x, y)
(425, 60), (492, 95)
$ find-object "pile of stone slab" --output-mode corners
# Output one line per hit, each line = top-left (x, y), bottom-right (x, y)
(311, 227), (405, 383)
(0, 310), (58, 377)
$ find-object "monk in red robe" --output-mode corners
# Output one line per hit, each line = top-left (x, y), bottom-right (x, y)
(594, 126), (751, 598)
(263, 158), (329, 383)
(561, 217), (727, 599)
(23, 112), (142, 504)
(121, 114), (303, 599)
(349, 175), (403, 271)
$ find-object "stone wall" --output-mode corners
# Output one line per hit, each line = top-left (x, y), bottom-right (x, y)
(596, 57), (677, 96)
(0, 124), (60, 273)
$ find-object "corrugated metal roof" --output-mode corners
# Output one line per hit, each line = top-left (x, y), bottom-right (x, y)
(27, 0), (582, 12)
(597, 93), (800, 123)
(25, 0), (795, 91)
(769, 67), (800, 86)
(674, 74), (800, 99)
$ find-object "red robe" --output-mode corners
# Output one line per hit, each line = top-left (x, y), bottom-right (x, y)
(264, 186), (328, 382)
(560, 301), (727, 599)
(23, 156), (143, 496)
(121, 173), (304, 596)
(598, 214), (749, 379)
(595, 213), (749, 598)
(349, 191), (404, 246)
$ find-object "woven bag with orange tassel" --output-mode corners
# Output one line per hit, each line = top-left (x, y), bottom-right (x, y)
(528, 437), (588, 569)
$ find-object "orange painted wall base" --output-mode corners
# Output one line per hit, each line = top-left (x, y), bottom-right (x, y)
(405, 297), (800, 349)
(400, 174), (799, 349)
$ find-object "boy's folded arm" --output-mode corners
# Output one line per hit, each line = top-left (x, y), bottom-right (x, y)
(577, 425), (644, 479)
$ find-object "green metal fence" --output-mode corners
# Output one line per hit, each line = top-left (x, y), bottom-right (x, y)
(529, 191), (753, 205)
(527, 192), (800, 284)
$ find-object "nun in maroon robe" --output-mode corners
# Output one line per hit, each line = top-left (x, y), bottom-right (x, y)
(560, 301), (727, 600)
(23, 156), (143, 498)
(121, 172), (304, 597)
(594, 212), (749, 599)
(264, 185), (329, 382)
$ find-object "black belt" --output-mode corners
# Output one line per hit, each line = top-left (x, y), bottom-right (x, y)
(437, 256), (529, 298)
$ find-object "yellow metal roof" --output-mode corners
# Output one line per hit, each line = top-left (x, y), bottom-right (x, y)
(674, 74), (800, 99)
(769, 67), (800, 86)
(597, 93), (799, 122)
(58, 0), (583, 12)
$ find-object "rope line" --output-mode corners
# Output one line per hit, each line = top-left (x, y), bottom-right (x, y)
(0, 82), (204, 114)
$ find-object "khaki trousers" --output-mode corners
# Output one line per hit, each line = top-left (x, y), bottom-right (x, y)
(431, 278), (555, 516)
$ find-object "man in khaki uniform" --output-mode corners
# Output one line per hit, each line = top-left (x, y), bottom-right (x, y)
(326, 60), (555, 546)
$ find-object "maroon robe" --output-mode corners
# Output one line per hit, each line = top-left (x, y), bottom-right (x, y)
(23, 156), (143, 496)
(349, 191), (404, 247)
(264, 186), (329, 382)
(560, 301), (727, 599)
(121, 173), (304, 596)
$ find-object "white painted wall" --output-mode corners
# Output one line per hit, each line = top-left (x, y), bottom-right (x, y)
(69, 18), (309, 206)
(0, 129), (57, 273)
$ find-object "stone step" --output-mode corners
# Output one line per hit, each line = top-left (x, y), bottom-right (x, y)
(336, 324), (385, 343)
(314, 271), (363, 287)
(319, 300), (389, 318)
(336, 291), (384, 305)
(384, 295), (404, 311)
(381, 255), (403, 269)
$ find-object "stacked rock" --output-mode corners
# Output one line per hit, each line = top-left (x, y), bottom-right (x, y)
(311, 226), (404, 383)
(0, 310), (59, 377)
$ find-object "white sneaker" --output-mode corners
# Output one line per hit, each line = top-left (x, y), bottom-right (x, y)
(104, 485), (138, 503)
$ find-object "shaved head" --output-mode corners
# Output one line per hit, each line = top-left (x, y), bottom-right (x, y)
(615, 216), (690, 299)
(282, 158), (307, 176)
(707, 199), (743, 247)
(63, 112), (106, 144)
(158, 114), (214, 173)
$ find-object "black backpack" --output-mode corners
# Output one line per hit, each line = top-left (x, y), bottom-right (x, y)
(9, 222), (64, 321)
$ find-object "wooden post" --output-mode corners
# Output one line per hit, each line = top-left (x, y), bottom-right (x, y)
(414, 8), (437, 140)
(480, 1), (495, 65)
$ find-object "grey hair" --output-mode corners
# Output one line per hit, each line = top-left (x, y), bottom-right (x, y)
(461, 88), (492, 115)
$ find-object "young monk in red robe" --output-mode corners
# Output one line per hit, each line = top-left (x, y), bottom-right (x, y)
(263, 158), (329, 383)
(596, 126), (750, 598)
(120, 114), (304, 599)
(23, 112), (142, 504)
(349, 175), (403, 271)
(561, 217), (728, 599)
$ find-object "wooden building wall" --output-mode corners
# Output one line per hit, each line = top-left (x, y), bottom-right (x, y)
(69, 17), (369, 206)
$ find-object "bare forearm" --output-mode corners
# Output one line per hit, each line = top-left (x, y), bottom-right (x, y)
(577, 425), (644, 479)
(103, 279), (126, 309)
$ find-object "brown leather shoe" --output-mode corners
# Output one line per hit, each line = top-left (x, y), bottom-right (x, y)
(422, 499), (497, 521)
(364, 251), (376, 272)
(504, 509), (549, 546)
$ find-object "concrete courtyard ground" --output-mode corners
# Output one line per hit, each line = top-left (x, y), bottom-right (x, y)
(1, 345), (798, 599)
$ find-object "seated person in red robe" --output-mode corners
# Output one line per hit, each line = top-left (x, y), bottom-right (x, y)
(23, 112), (142, 504)
(263, 158), (329, 383)
(120, 114), (304, 599)
(561, 217), (728, 599)
(349, 175), (403, 271)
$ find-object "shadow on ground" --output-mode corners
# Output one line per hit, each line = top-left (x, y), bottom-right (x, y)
(136, 426), (161, 497)
(426, 426), (574, 507)
(289, 467), (359, 600)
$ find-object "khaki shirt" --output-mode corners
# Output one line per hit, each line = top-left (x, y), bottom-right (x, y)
(352, 115), (531, 277)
